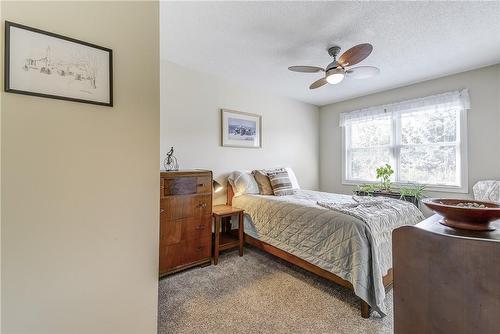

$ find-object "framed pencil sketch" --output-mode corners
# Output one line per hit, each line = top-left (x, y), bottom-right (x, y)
(221, 109), (262, 148)
(4, 21), (113, 106)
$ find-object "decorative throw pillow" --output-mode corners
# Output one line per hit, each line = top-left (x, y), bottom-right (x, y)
(267, 170), (296, 196)
(252, 170), (274, 195)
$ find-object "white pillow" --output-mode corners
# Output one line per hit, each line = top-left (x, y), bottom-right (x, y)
(228, 171), (260, 197)
(285, 167), (300, 190)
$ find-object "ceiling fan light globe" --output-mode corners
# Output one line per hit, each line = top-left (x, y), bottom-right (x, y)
(326, 68), (345, 84)
(326, 73), (344, 84)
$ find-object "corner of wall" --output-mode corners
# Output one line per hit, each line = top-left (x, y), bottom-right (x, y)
(0, 3), (3, 330)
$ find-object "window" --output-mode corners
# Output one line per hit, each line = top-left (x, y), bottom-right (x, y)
(341, 90), (469, 192)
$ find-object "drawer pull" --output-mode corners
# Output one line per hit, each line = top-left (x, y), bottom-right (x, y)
(196, 246), (205, 252)
(195, 224), (206, 230)
(197, 183), (205, 187)
(196, 202), (207, 209)
(160, 208), (165, 213)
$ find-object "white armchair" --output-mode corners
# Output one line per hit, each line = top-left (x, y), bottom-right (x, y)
(473, 180), (500, 203)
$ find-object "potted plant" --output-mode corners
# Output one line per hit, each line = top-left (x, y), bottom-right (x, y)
(353, 183), (380, 196)
(376, 164), (394, 192)
(399, 184), (426, 206)
(353, 164), (426, 207)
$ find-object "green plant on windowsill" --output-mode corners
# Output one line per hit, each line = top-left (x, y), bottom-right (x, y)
(376, 164), (394, 192)
(352, 164), (426, 207)
(399, 184), (426, 201)
(353, 183), (381, 196)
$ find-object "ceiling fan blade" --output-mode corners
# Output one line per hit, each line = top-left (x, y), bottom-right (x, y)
(309, 77), (328, 89)
(338, 43), (373, 67)
(288, 66), (325, 73)
(346, 66), (380, 79)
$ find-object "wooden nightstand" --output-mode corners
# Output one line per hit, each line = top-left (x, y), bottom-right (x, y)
(212, 205), (244, 265)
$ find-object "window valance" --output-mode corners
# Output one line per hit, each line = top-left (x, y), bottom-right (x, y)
(339, 89), (470, 127)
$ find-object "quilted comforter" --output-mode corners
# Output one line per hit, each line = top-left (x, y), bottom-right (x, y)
(233, 190), (424, 316)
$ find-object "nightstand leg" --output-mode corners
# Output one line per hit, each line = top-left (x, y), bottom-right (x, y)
(221, 217), (231, 233)
(223, 217), (231, 233)
(214, 216), (221, 265)
(239, 211), (244, 257)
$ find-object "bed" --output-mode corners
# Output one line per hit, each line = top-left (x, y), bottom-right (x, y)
(227, 183), (424, 318)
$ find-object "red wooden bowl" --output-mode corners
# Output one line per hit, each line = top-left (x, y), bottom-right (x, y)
(422, 198), (500, 231)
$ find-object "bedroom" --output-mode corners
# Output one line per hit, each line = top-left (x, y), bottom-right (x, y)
(158, 2), (500, 333)
(0, 1), (499, 334)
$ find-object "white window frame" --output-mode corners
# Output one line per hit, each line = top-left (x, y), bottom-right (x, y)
(341, 107), (468, 194)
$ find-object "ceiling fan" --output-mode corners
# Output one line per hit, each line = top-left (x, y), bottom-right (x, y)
(288, 43), (380, 89)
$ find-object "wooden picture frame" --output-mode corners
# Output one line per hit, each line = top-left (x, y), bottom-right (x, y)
(221, 109), (262, 148)
(4, 21), (113, 107)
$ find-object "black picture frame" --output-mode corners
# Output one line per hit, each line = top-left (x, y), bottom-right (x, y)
(4, 21), (113, 107)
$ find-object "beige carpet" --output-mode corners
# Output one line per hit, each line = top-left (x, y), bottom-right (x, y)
(158, 247), (393, 334)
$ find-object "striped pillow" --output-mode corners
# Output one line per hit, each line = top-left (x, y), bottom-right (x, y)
(267, 170), (295, 196)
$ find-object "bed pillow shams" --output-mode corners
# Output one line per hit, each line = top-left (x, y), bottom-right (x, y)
(267, 170), (296, 196)
(253, 167), (300, 195)
(285, 167), (300, 190)
(228, 171), (259, 197)
(253, 170), (274, 195)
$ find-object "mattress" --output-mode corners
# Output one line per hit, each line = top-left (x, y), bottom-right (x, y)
(233, 189), (424, 316)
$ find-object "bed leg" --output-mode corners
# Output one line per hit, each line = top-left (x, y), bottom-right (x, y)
(360, 300), (371, 318)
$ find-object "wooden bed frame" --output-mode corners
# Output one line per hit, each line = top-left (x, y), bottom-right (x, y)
(227, 184), (393, 318)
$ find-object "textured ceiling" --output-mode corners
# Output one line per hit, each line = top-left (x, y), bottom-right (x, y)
(160, 1), (500, 106)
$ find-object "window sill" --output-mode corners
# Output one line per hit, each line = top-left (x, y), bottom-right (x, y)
(342, 180), (469, 194)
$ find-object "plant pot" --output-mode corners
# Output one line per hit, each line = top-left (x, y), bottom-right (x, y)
(354, 190), (418, 207)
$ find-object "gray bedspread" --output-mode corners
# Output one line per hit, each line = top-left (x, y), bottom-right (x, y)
(233, 190), (424, 316)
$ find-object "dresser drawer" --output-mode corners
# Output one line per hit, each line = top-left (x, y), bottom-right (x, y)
(160, 215), (211, 245)
(159, 238), (211, 272)
(163, 176), (211, 196)
(160, 194), (211, 221)
(196, 176), (211, 194)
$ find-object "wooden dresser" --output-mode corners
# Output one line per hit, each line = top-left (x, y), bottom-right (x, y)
(393, 215), (500, 334)
(159, 170), (213, 276)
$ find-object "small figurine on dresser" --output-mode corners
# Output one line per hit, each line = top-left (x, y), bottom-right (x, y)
(163, 147), (179, 171)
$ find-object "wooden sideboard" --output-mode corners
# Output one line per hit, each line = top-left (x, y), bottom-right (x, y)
(159, 170), (213, 276)
(393, 214), (500, 334)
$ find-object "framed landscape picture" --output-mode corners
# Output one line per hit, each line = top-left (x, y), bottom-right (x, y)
(4, 21), (113, 106)
(221, 109), (262, 148)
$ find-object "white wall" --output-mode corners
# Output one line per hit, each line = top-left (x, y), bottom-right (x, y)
(0, 3), (2, 330)
(1, 2), (160, 333)
(161, 60), (319, 204)
(320, 64), (500, 202)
